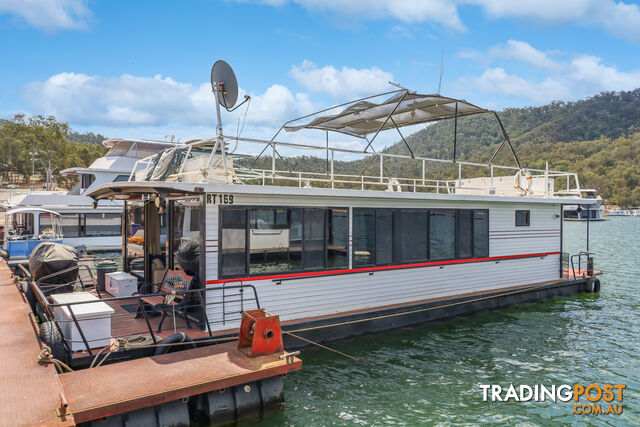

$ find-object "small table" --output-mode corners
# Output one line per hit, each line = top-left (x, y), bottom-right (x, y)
(50, 292), (115, 352)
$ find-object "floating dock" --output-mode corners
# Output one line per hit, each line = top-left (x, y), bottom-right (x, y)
(0, 261), (301, 426)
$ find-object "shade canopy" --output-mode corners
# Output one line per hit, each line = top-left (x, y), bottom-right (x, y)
(283, 92), (490, 137)
(5, 207), (61, 216)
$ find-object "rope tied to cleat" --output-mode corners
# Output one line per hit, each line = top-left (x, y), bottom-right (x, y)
(38, 346), (73, 373)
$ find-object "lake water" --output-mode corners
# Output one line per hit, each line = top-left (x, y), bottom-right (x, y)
(253, 217), (639, 426)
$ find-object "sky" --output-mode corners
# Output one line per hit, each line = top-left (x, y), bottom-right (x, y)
(2, 0), (640, 154)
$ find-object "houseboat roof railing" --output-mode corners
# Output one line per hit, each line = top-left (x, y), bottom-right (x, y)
(122, 88), (586, 197)
(124, 131), (583, 198)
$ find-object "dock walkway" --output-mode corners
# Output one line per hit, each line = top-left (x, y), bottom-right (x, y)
(0, 262), (74, 426)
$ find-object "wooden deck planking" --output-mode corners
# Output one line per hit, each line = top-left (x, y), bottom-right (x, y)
(0, 261), (74, 426)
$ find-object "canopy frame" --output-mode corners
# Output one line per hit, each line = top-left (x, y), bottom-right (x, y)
(250, 88), (522, 170)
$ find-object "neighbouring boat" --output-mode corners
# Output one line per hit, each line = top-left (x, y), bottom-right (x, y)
(563, 189), (606, 221)
(0, 138), (174, 259)
(85, 62), (601, 350)
(606, 207), (639, 216)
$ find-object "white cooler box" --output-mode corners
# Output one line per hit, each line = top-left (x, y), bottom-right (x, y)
(51, 292), (115, 352)
(105, 271), (138, 297)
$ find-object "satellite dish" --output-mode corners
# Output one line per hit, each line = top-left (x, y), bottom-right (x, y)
(210, 60), (238, 110)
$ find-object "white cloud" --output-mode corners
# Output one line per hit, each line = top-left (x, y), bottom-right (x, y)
(294, 0), (465, 31)
(458, 49), (490, 64)
(459, 40), (640, 104)
(466, 68), (571, 104)
(236, 0), (640, 43)
(22, 72), (317, 129)
(568, 55), (640, 91)
(488, 40), (561, 72)
(472, 0), (640, 44)
(289, 60), (393, 100)
(0, 0), (90, 32)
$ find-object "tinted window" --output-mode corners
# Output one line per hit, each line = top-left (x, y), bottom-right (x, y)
(189, 208), (200, 232)
(473, 210), (489, 257)
(327, 209), (348, 268)
(516, 210), (530, 226)
(220, 208), (247, 276)
(375, 210), (394, 265)
(303, 208), (325, 270)
(85, 213), (121, 236)
(397, 210), (427, 263)
(60, 214), (81, 237)
(457, 210), (473, 258)
(114, 175), (130, 182)
(353, 209), (375, 266)
(249, 208), (298, 274)
(430, 210), (455, 260)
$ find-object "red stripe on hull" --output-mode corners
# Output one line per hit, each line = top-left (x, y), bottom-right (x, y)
(205, 251), (561, 285)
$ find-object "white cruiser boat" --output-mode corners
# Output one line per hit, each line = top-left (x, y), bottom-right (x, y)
(1, 139), (174, 260)
(86, 62), (601, 347)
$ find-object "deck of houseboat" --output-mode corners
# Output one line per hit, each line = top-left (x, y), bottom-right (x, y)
(86, 265), (601, 353)
(0, 261), (301, 426)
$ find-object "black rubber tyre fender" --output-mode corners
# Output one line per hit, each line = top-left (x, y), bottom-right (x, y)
(154, 332), (196, 356)
(39, 321), (68, 363)
(593, 278), (601, 293)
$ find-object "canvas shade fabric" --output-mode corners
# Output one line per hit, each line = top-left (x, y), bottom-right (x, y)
(284, 92), (489, 137)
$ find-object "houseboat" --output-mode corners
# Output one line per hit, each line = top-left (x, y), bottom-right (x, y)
(563, 189), (605, 220)
(86, 70), (600, 348)
(0, 138), (174, 259)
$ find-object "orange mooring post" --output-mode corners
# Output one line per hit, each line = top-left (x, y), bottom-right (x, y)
(238, 309), (284, 356)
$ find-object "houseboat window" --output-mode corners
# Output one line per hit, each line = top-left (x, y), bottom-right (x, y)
(10, 213), (34, 237)
(221, 208), (248, 276)
(170, 200), (200, 273)
(515, 210), (530, 226)
(114, 175), (130, 182)
(189, 208), (200, 232)
(38, 213), (53, 233)
(60, 214), (82, 237)
(353, 208), (395, 266)
(126, 205), (145, 276)
(429, 209), (456, 260)
(353, 209), (375, 266)
(376, 210), (394, 265)
(473, 210), (489, 257)
(85, 213), (121, 236)
(397, 209), (428, 263)
(221, 206), (348, 277)
(327, 208), (348, 268)
(303, 208), (325, 270)
(249, 208), (302, 274)
(457, 210), (473, 259)
(81, 174), (95, 190)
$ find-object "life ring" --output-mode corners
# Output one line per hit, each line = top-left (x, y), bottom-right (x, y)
(514, 169), (532, 195)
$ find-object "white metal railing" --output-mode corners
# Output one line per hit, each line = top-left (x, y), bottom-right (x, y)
(127, 134), (583, 198)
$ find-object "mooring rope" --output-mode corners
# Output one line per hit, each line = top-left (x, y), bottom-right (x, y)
(38, 346), (73, 373)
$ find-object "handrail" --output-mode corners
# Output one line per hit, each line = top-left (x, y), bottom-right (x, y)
(131, 133), (583, 197)
(35, 283), (261, 358)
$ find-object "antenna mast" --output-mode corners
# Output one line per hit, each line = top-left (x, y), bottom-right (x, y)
(437, 48), (445, 94)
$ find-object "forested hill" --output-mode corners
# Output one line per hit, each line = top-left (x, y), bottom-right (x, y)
(379, 89), (640, 205)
